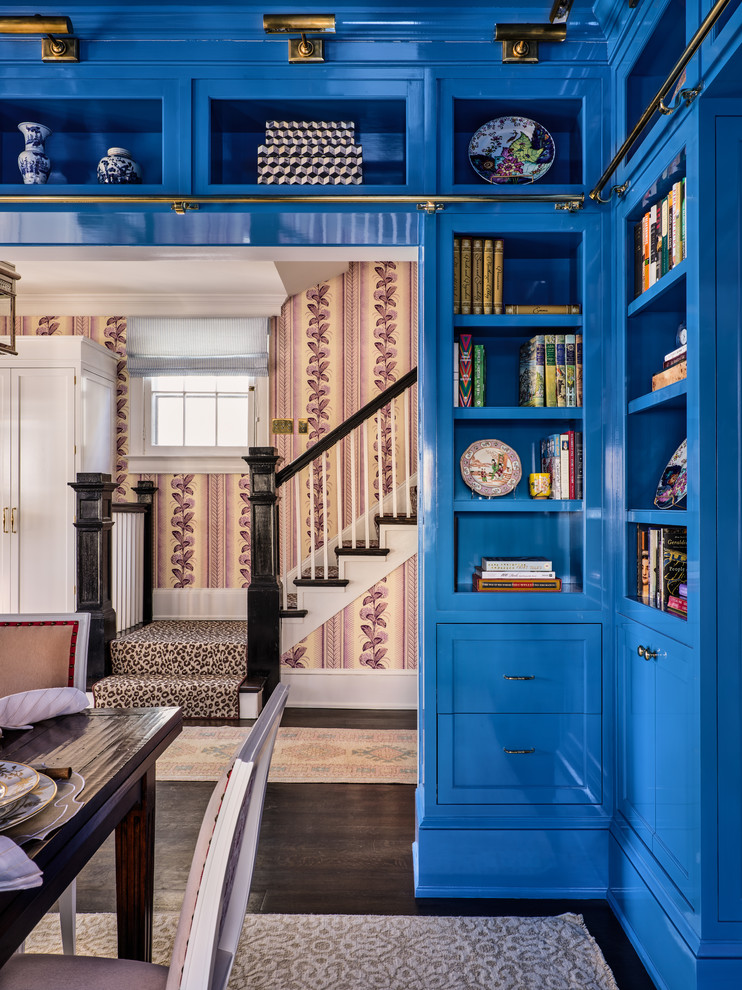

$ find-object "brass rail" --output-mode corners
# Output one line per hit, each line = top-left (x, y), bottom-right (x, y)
(0, 192), (584, 211)
(590, 0), (733, 203)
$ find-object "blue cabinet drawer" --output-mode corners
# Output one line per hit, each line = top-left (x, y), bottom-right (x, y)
(438, 713), (602, 805)
(437, 624), (602, 714)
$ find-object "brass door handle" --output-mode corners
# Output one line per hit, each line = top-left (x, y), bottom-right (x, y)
(637, 645), (658, 660)
(503, 674), (535, 680)
(2, 507), (7, 533)
(10, 507), (17, 533)
(503, 748), (535, 755)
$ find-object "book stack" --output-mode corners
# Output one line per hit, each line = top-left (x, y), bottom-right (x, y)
(519, 334), (583, 407)
(540, 431), (583, 499)
(454, 237), (504, 315)
(633, 177), (686, 297)
(257, 120), (363, 185)
(636, 525), (687, 617)
(473, 556), (561, 592)
(651, 341), (687, 391)
(455, 335), (486, 407)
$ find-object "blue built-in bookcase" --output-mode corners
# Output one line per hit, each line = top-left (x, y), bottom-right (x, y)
(1, 2), (742, 988)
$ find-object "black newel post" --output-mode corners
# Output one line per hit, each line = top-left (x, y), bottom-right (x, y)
(132, 480), (158, 627)
(244, 447), (282, 700)
(68, 472), (117, 685)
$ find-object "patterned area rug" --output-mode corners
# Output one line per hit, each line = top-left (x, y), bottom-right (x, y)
(25, 912), (619, 990)
(156, 725), (418, 784)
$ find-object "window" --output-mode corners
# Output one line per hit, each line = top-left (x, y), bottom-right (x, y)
(127, 373), (268, 474)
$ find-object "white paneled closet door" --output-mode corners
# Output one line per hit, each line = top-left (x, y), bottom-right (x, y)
(5, 366), (76, 613)
(0, 369), (11, 612)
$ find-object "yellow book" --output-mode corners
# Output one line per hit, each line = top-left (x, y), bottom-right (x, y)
(472, 239), (483, 315)
(483, 239), (494, 315)
(460, 237), (472, 315)
(494, 239), (504, 315)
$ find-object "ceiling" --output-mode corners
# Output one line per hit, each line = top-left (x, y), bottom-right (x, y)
(7, 246), (418, 317)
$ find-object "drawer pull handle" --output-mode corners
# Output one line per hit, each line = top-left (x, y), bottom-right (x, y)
(503, 674), (535, 680)
(503, 748), (535, 755)
(637, 645), (658, 660)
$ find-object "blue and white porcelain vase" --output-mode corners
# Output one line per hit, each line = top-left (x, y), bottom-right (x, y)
(97, 147), (142, 184)
(17, 122), (52, 185)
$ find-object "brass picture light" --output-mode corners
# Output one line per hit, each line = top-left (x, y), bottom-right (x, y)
(494, 22), (567, 64)
(263, 14), (336, 64)
(0, 14), (79, 62)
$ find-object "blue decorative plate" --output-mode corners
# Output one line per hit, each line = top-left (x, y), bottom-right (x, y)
(468, 116), (555, 185)
(460, 438), (522, 497)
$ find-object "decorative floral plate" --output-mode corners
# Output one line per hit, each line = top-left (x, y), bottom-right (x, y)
(0, 761), (39, 809)
(0, 773), (57, 831)
(654, 438), (687, 508)
(460, 439), (522, 497)
(468, 115), (555, 184)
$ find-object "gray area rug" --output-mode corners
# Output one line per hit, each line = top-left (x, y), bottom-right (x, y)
(25, 911), (619, 990)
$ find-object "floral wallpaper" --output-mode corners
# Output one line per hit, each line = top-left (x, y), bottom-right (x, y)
(7, 259), (418, 672)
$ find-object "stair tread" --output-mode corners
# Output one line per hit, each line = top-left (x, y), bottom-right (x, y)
(294, 578), (350, 587)
(336, 545), (391, 556)
(375, 514), (418, 526)
(280, 608), (309, 618)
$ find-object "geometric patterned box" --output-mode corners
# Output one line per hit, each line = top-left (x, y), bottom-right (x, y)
(258, 120), (363, 185)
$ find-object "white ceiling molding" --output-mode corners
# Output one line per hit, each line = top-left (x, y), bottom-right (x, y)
(8, 246), (417, 317)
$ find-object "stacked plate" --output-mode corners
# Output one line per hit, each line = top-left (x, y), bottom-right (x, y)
(0, 761), (57, 831)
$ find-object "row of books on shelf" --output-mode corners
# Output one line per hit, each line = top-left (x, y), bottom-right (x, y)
(541, 431), (583, 500)
(520, 334), (582, 408)
(651, 342), (687, 392)
(453, 236), (582, 317)
(454, 334), (486, 406)
(473, 556), (562, 592)
(636, 525), (687, 618)
(632, 177), (687, 298)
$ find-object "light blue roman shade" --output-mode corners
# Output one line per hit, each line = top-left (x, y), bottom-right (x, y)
(126, 317), (270, 377)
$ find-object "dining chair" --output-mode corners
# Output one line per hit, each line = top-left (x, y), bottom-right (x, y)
(0, 682), (289, 990)
(0, 612), (91, 955)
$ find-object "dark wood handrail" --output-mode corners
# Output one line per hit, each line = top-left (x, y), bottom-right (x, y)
(275, 367), (418, 488)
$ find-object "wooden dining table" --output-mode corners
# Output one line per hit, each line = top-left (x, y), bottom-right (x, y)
(0, 705), (182, 968)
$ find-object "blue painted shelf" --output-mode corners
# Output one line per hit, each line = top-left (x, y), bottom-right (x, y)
(454, 315), (583, 330)
(454, 498), (582, 512)
(627, 259), (687, 317)
(454, 407), (582, 420)
(626, 509), (687, 525)
(628, 380), (687, 413)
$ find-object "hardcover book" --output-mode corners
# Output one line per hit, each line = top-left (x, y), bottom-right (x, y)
(473, 576), (562, 592)
(453, 237), (461, 315)
(504, 304), (581, 315)
(460, 238), (472, 315)
(555, 335), (566, 407)
(661, 526), (687, 611)
(575, 334), (583, 407)
(483, 239), (494, 315)
(519, 336), (545, 407)
(472, 238), (484, 315)
(574, 431), (584, 500)
(565, 334), (576, 406)
(473, 344), (486, 407)
(458, 334), (473, 407)
(494, 239), (504, 314)
(652, 361), (687, 391)
(544, 334), (557, 407)
(481, 556), (553, 571)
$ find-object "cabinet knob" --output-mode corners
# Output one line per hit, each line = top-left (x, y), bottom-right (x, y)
(637, 645), (658, 660)
(503, 748), (535, 755)
(503, 674), (535, 681)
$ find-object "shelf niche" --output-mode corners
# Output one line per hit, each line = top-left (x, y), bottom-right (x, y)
(209, 98), (407, 187)
(451, 99), (583, 187)
(0, 99), (163, 187)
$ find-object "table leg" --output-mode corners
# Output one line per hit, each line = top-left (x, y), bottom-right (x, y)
(115, 766), (156, 961)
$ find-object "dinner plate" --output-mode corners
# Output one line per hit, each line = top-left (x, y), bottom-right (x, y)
(468, 115), (555, 184)
(0, 760), (39, 809)
(0, 773), (57, 830)
(460, 438), (522, 497)
(654, 438), (687, 508)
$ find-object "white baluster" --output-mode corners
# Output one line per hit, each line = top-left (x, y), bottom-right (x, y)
(309, 463), (316, 580)
(350, 432), (357, 549)
(322, 451), (329, 579)
(391, 399), (398, 518)
(376, 409), (383, 519)
(336, 441), (343, 553)
(363, 419), (371, 548)
(294, 474), (301, 600)
(404, 388), (411, 516)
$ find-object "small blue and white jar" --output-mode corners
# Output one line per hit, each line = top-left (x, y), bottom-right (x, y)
(97, 147), (142, 184)
(17, 121), (52, 184)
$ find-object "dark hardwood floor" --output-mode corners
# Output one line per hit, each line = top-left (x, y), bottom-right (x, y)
(75, 707), (656, 989)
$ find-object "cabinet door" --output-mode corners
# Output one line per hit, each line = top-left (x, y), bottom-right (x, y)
(10, 367), (76, 612)
(617, 621), (697, 895)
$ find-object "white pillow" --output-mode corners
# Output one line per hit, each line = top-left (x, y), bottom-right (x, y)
(0, 686), (89, 731)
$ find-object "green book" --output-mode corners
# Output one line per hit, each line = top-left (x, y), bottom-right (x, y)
(544, 334), (557, 407)
(473, 344), (486, 407)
